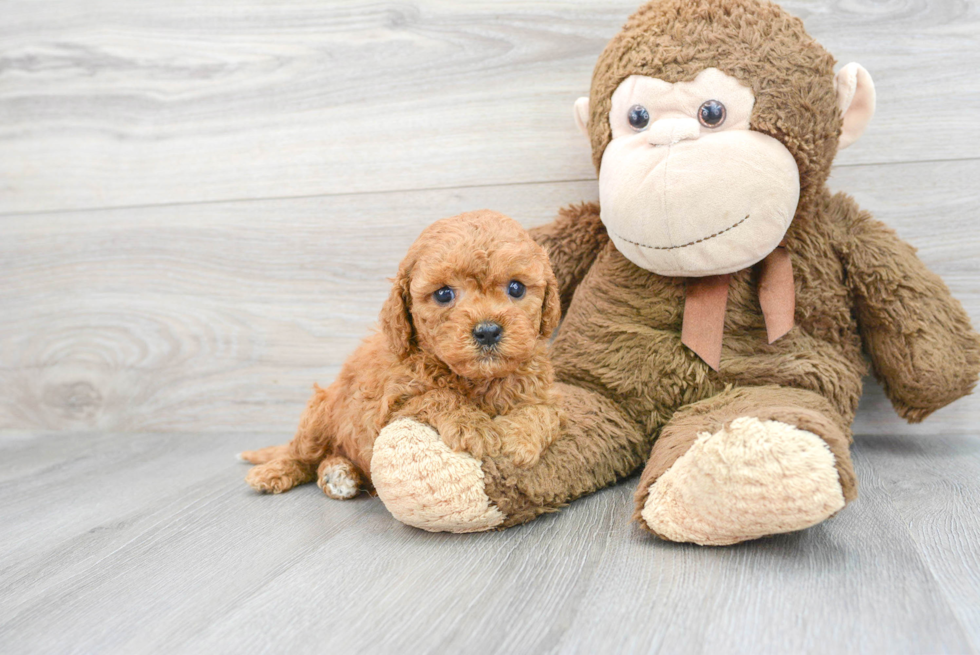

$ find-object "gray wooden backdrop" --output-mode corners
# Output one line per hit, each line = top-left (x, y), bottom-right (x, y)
(2, 1), (979, 654)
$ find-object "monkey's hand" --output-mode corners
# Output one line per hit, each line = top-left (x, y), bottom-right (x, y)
(835, 199), (980, 422)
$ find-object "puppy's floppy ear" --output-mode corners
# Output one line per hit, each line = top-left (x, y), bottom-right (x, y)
(539, 268), (562, 338)
(380, 261), (415, 358)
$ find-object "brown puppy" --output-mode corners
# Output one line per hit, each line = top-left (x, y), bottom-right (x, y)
(240, 210), (563, 499)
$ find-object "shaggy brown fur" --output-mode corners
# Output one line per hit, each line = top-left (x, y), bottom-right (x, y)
(437, 0), (980, 531)
(241, 210), (564, 496)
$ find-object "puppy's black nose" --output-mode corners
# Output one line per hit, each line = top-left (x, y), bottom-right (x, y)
(472, 322), (503, 347)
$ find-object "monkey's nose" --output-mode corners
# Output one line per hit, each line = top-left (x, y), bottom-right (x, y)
(645, 118), (700, 146)
(472, 322), (503, 348)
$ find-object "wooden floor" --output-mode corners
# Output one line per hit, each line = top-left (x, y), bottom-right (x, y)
(2, 432), (980, 653)
(2, 1), (979, 653)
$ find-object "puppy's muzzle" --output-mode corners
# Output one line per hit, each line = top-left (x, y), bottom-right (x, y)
(472, 321), (503, 349)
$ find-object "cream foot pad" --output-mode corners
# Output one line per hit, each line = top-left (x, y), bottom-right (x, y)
(641, 416), (845, 546)
(371, 418), (505, 533)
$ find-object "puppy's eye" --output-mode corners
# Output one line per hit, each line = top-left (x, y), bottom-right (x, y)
(698, 100), (726, 127)
(433, 287), (455, 305)
(628, 105), (650, 131)
(507, 280), (526, 299)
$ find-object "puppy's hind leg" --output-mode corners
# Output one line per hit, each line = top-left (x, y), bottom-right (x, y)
(244, 383), (338, 494)
(238, 444), (289, 465)
(317, 456), (365, 500)
(246, 457), (316, 494)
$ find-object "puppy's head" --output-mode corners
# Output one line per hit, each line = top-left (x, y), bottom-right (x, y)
(380, 210), (560, 379)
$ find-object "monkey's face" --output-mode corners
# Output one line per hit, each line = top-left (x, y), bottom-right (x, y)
(591, 68), (801, 277)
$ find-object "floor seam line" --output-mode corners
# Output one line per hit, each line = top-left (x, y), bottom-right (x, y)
(2, 154), (979, 218)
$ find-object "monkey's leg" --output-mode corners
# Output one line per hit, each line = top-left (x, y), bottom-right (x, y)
(633, 385), (857, 546)
(371, 383), (649, 532)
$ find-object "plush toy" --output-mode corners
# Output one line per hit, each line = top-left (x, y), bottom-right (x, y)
(369, 0), (980, 544)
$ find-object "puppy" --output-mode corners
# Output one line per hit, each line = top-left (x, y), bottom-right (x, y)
(240, 210), (563, 499)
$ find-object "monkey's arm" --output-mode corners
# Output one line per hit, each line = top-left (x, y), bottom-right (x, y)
(394, 390), (502, 459)
(833, 194), (980, 422)
(529, 202), (609, 314)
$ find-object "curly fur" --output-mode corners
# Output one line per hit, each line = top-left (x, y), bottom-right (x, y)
(241, 210), (564, 496)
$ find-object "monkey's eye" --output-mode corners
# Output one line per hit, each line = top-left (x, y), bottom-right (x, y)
(507, 280), (526, 299)
(628, 105), (650, 131)
(433, 287), (455, 305)
(698, 100), (726, 127)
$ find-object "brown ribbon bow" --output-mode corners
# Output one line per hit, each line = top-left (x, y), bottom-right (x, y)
(680, 244), (795, 370)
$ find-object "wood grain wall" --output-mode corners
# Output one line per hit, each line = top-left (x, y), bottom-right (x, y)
(2, 0), (978, 437)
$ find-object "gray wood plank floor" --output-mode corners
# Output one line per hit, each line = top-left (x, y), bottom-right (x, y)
(2, 1), (979, 653)
(1, 433), (979, 654)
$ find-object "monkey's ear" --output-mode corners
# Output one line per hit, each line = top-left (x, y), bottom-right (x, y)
(540, 270), (563, 338)
(379, 266), (415, 358)
(573, 97), (590, 137)
(834, 63), (876, 150)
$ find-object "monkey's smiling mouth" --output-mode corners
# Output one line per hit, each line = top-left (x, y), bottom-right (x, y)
(611, 214), (750, 251)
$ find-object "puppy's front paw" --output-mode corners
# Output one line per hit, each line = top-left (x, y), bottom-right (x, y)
(494, 412), (557, 468)
(499, 434), (545, 468)
(317, 456), (363, 500)
(440, 422), (502, 460)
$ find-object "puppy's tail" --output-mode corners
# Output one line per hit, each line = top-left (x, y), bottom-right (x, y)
(237, 444), (290, 464)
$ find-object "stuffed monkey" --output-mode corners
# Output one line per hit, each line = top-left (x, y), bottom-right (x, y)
(369, 0), (980, 544)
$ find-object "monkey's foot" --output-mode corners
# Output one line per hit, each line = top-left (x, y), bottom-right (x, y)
(639, 417), (845, 546)
(371, 418), (505, 533)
